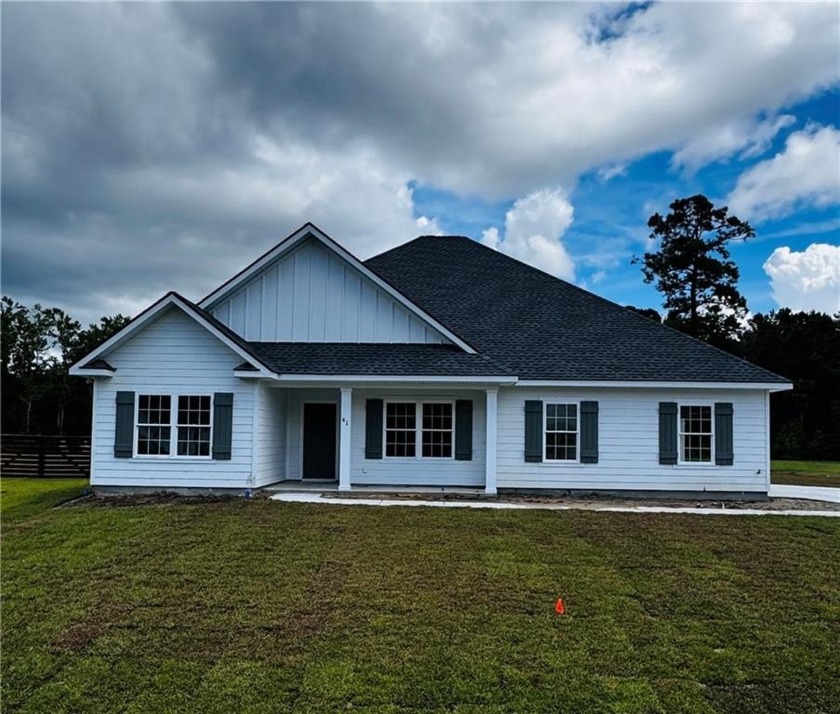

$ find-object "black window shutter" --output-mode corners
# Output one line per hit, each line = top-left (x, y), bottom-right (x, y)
(659, 402), (678, 465)
(524, 400), (543, 463)
(365, 399), (383, 459)
(454, 400), (473, 461)
(114, 391), (135, 458)
(212, 392), (234, 460)
(715, 402), (734, 465)
(580, 401), (599, 464)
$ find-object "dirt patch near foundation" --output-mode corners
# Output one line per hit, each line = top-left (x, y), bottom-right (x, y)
(320, 491), (840, 511)
(58, 493), (246, 509)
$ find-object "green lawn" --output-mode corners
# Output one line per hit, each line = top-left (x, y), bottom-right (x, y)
(2, 480), (839, 713)
(772, 460), (840, 487)
(1, 477), (89, 524)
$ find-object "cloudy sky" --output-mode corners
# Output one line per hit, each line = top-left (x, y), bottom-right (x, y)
(2, 2), (839, 326)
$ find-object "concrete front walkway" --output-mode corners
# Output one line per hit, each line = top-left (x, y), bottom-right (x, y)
(271, 492), (840, 517)
(769, 484), (840, 504)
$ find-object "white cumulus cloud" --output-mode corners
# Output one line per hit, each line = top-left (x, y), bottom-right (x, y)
(671, 114), (795, 173)
(3, 3), (840, 321)
(480, 188), (575, 280)
(727, 124), (840, 221)
(763, 243), (840, 313)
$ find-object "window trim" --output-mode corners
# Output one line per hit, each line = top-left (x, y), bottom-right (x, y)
(133, 392), (214, 460)
(135, 394), (173, 458)
(677, 401), (715, 466)
(383, 400), (419, 459)
(543, 400), (580, 463)
(382, 399), (455, 461)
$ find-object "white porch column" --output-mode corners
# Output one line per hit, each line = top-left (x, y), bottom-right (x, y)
(485, 388), (498, 495)
(339, 387), (353, 491)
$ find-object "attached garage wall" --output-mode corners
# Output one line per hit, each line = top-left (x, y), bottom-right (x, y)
(91, 307), (256, 490)
(496, 387), (768, 494)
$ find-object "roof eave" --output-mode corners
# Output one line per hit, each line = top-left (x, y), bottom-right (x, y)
(516, 379), (793, 391)
(233, 371), (518, 385)
(68, 367), (116, 378)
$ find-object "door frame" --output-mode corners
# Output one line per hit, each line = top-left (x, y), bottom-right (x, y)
(300, 400), (339, 481)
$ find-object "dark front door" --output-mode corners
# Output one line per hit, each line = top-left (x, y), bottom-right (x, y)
(302, 403), (337, 480)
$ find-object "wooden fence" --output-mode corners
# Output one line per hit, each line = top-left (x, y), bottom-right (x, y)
(1, 434), (91, 478)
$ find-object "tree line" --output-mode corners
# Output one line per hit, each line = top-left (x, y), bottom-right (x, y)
(630, 195), (840, 460)
(2, 195), (838, 458)
(1, 297), (129, 437)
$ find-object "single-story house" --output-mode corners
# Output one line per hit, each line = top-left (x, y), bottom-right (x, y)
(71, 223), (791, 497)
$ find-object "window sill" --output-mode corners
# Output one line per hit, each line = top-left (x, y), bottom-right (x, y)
(130, 456), (213, 463)
(381, 457), (456, 462)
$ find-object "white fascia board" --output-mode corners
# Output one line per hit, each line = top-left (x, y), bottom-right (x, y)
(233, 372), (517, 386)
(198, 223), (477, 354)
(69, 293), (271, 376)
(515, 379), (793, 391)
(273, 374), (516, 384)
(68, 368), (115, 378)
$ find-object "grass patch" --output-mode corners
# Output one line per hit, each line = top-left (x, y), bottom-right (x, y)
(2, 480), (839, 713)
(1, 477), (89, 524)
(772, 460), (840, 487)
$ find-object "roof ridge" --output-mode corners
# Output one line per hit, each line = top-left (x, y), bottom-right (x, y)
(366, 234), (471, 263)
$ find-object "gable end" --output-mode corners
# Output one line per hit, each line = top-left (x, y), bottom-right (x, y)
(199, 224), (476, 352)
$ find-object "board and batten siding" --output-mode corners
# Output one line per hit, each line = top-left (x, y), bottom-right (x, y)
(496, 387), (768, 493)
(90, 307), (256, 489)
(209, 238), (449, 344)
(351, 389), (487, 487)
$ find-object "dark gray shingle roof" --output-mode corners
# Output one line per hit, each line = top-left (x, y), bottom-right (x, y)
(365, 236), (788, 383)
(247, 342), (513, 376)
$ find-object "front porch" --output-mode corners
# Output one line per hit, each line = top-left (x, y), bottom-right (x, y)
(264, 481), (487, 497)
(252, 381), (502, 494)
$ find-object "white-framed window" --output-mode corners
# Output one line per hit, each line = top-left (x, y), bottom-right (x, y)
(679, 404), (713, 464)
(385, 402), (417, 458)
(421, 402), (454, 458)
(176, 395), (212, 456)
(135, 393), (212, 458)
(545, 402), (578, 461)
(384, 400), (454, 459)
(137, 395), (172, 456)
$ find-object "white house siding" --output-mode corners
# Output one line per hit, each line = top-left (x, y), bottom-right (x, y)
(209, 238), (449, 344)
(255, 384), (287, 487)
(496, 387), (768, 494)
(351, 388), (487, 488)
(90, 307), (256, 489)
